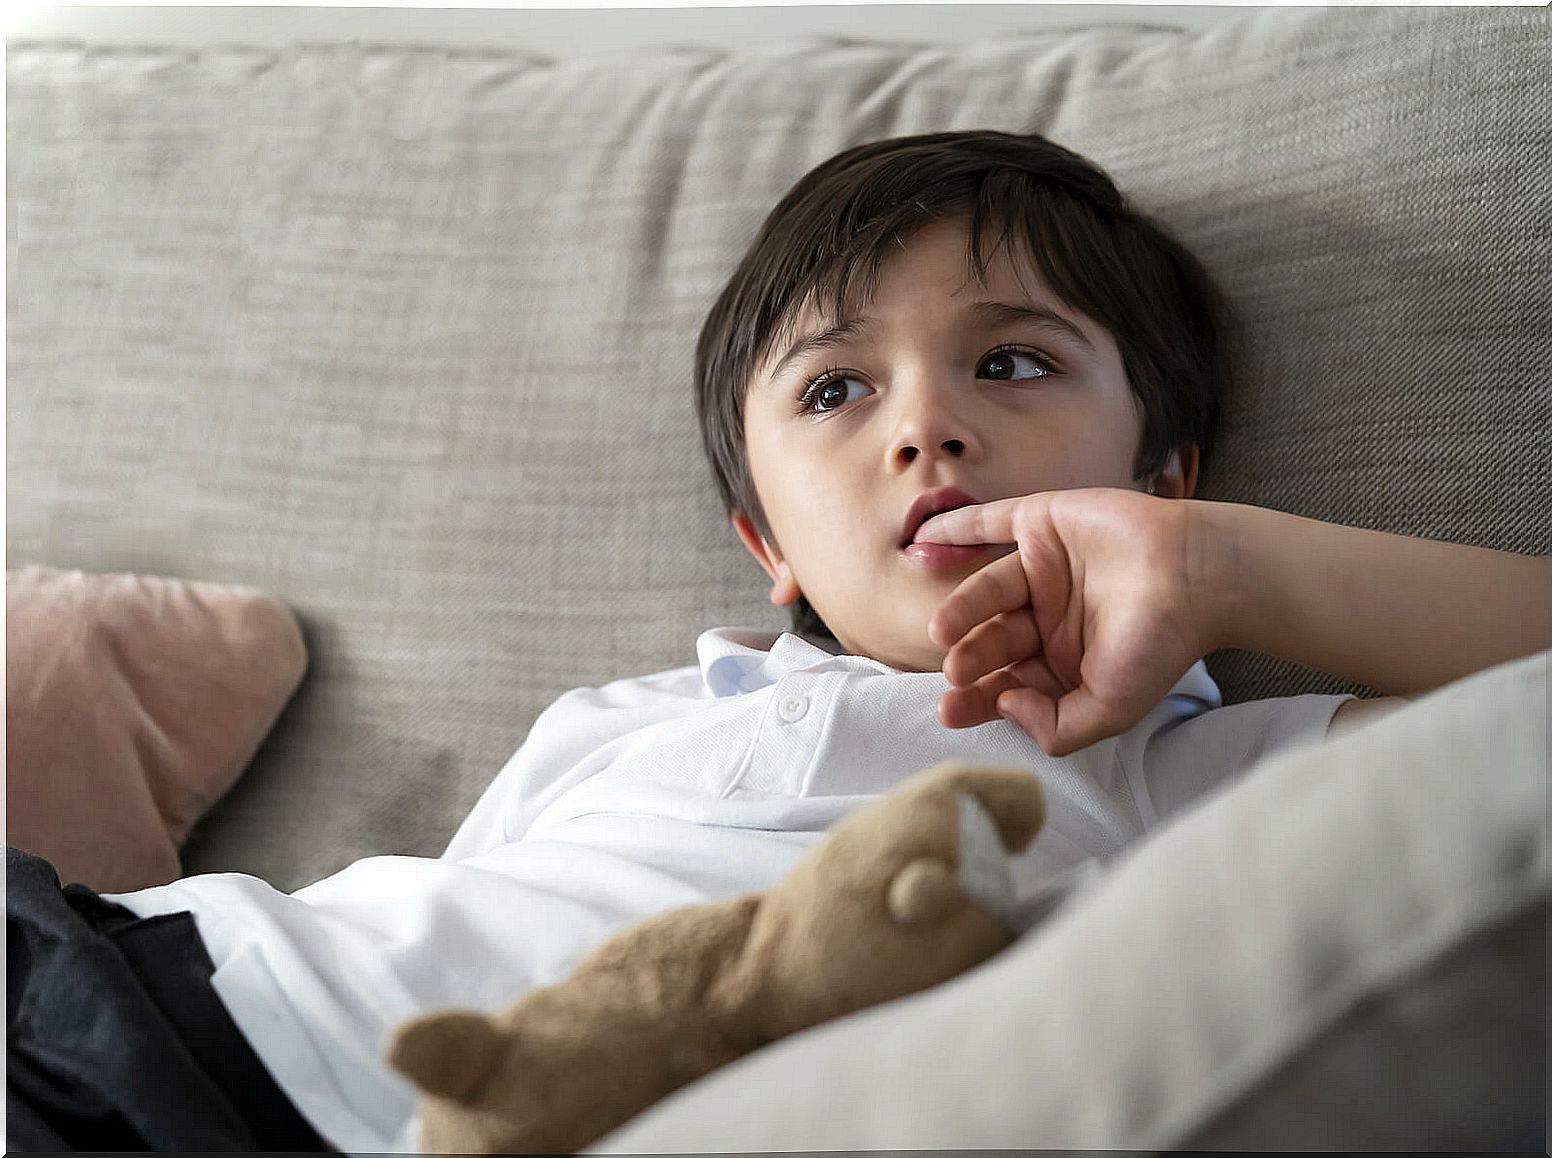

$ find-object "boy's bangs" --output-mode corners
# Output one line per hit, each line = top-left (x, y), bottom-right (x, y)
(766, 191), (1105, 377)
(768, 197), (1062, 372)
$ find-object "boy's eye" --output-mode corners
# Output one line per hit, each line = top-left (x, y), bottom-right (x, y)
(797, 372), (871, 415)
(795, 346), (1055, 417)
(979, 347), (1054, 380)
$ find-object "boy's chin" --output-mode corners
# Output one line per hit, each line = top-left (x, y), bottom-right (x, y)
(827, 618), (949, 673)
(872, 633), (951, 675)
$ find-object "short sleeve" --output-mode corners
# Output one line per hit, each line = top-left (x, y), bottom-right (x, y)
(1120, 693), (1356, 828)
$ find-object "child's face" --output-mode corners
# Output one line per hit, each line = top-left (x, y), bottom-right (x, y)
(734, 215), (1193, 673)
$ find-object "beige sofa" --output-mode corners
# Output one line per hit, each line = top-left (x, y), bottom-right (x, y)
(8, 5), (1547, 1149)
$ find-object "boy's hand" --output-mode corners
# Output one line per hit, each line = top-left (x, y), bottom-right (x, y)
(915, 487), (1214, 757)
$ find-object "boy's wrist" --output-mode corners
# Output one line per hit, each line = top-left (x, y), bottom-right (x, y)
(1183, 497), (1257, 656)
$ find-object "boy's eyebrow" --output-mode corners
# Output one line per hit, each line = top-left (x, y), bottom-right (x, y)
(763, 298), (1094, 389)
(965, 299), (1095, 353)
(765, 316), (876, 387)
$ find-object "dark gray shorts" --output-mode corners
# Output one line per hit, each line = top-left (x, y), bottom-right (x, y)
(6, 847), (330, 1152)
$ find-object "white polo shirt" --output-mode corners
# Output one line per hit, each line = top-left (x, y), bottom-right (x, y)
(107, 626), (1352, 1152)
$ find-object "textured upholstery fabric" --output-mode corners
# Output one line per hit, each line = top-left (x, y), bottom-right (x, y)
(8, 6), (1548, 887)
(591, 649), (1548, 1152)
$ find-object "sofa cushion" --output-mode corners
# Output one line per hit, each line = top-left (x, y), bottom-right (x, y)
(4, 566), (308, 892)
(7, 7), (1547, 886)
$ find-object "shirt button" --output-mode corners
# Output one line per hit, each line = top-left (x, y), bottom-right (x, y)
(777, 693), (810, 723)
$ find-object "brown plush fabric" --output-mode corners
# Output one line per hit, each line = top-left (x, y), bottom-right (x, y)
(5, 565), (307, 891)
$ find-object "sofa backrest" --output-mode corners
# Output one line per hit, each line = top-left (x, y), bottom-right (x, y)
(8, 6), (1548, 889)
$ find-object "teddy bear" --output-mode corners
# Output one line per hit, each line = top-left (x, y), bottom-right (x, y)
(386, 758), (1046, 1155)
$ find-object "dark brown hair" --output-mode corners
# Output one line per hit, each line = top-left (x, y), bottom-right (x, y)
(695, 130), (1238, 644)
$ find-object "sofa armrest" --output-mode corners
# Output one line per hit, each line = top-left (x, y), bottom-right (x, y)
(591, 650), (1549, 1151)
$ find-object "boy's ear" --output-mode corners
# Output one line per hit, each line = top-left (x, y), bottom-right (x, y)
(732, 512), (802, 607)
(1155, 445), (1200, 499)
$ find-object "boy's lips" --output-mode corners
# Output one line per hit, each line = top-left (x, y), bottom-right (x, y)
(900, 541), (997, 569)
(898, 486), (980, 549)
(897, 486), (995, 570)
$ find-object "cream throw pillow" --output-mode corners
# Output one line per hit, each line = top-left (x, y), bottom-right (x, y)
(5, 565), (308, 892)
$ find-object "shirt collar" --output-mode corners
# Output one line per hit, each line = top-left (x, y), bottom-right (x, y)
(698, 626), (886, 696)
(696, 624), (1221, 710)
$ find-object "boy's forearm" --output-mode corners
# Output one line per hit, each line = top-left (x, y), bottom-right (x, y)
(1195, 500), (1552, 696)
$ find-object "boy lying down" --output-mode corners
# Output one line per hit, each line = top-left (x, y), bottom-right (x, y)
(9, 130), (1548, 1153)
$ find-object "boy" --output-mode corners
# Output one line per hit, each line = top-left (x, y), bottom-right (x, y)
(9, 131), (1548, 1153)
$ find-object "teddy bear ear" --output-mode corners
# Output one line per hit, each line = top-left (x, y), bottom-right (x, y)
(387, 1009), (509, 1104)
(886, 857), (961, 927)
(948, 766), (1047, 853)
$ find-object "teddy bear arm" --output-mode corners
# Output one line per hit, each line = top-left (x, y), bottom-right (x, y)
(462, 896), (769, 1154)
(387, 1008), (506, 1103)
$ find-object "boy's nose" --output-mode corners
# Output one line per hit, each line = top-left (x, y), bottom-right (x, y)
(886, 374), (980, 467)
(897, 438), (967, 464)
(893, 409), (971, 463)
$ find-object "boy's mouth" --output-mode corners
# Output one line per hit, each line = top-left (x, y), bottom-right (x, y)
(898, 486), (980, 549)
(899, 540), (998, 570)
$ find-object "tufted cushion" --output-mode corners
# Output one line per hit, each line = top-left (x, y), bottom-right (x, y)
(7, 7), (1547, 886)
